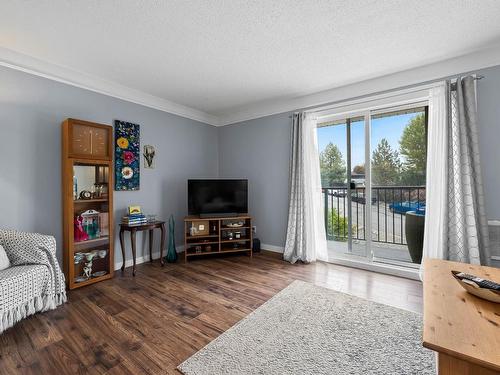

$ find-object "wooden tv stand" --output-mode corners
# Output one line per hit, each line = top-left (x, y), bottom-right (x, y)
(184, 215), (252, 262)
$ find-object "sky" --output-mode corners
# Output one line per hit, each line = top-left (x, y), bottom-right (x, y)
(317, 112), (421, 167)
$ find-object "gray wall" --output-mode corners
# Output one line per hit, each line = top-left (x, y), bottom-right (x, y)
(476, 65), (500, 222)
(218, 112), (291, 248)
(219, 64), (500, 260)
(3, 62), (500, 264)
(0, 66), (218, 265)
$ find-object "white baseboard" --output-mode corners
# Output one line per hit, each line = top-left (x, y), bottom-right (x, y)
(114, 243), (288, 270)
(114, 251), (161, 271)
(261, 243), (284, 253)
(113, 245), (184, 271)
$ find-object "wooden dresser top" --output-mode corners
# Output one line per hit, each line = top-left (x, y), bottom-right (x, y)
(422, 258), (500, 371)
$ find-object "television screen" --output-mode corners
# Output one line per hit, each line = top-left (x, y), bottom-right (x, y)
(188, 179), (248, 217)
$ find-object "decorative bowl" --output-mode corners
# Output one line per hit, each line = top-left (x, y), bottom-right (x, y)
(226, 222), (244, 228)
(75, 276), (87, 283)
(452, 273), (500, 303)
(92, 271), (107, 278)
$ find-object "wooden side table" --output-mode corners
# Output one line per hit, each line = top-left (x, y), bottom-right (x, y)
(119, 221), (166, 276)
(422, 258), (500, 374)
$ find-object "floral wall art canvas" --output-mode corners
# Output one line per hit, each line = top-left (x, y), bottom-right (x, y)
(114, 120), (140, 191)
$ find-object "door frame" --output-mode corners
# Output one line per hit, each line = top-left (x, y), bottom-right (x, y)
(316, 92), (431, 278)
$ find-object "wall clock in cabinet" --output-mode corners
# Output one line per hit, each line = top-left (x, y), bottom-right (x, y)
(66, 119), (112, 160)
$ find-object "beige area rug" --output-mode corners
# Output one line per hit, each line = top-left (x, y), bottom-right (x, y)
(178, 280), (434, 375)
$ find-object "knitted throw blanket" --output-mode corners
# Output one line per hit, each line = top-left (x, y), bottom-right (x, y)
(0, 230), (66, 333)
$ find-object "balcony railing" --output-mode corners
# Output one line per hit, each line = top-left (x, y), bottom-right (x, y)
(322, 186), (425, 245)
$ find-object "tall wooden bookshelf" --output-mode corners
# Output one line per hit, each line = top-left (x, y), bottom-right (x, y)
(184, 215), (252, 262)
(62, 118), (114, 289)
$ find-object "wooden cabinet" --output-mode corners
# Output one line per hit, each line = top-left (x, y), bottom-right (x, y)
(184, 215), (252, 262)
(62, 118), (114, 289)
(68, 119), (111, 159)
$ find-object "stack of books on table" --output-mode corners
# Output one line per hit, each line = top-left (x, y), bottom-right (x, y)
(122, 214), (147, 225)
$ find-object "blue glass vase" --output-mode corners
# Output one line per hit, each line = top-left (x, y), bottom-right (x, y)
(165, 214), (177, 263)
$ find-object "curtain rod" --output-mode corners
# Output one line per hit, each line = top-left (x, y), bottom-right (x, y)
(450, 74), (484, 90)
(289, 74), (485, 118)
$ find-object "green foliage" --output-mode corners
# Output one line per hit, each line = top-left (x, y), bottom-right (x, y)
(399, 113), (426, 185)
(319, 143), (346, 187)
(371, 138), (401, 186)
(325, 208), (354, 242)
(327, 208), (348, 241)
(319, 113), (426, 189)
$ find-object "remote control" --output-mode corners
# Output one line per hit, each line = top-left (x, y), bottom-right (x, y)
(452, 271), (500, 291)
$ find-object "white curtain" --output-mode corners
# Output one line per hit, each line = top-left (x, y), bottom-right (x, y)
(284, 112), (328, 263)
(422, 83), (449, 265)
(422, 77), (491, 276)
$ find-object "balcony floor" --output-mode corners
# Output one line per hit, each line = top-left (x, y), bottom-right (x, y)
(327, 240), (415, 264)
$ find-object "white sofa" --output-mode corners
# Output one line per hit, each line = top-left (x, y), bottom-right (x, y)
(0, 230), (66, 333)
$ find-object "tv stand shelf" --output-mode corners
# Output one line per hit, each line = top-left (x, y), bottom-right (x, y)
(184, 215), (252, 262)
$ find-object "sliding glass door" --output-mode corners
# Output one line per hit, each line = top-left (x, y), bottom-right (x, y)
(317, 103), (428, 268)
(318, 115), (367, 259)
(370, 106), (427, 266)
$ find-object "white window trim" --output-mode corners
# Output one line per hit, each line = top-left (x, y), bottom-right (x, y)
(309, 81), (439, 121)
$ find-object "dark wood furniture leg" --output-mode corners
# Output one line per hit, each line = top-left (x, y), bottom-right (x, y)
(131, 229), (137, 276)
(160, 222), (165, 266)
(149, 229), (154, 262)
(119, 228), (126, 272)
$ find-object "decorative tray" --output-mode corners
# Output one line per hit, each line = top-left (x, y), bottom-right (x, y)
(452, 271), (500, 303)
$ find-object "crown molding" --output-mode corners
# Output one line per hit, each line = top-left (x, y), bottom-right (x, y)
(217, 44), (500, 126)
(3, 44), (500, 128)
(0, 47), (220, 126)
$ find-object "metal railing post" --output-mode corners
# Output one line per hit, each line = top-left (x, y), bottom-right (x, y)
(323, 189), (328, 239)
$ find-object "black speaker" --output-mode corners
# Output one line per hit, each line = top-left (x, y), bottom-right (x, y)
(252, 238), (261, 253)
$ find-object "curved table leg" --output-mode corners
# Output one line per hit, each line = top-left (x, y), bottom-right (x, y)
(160, 223), (166, 266)
(149, 229), (154, 262)
(131, 229), (137, 276)
(119, 228), (126, 272)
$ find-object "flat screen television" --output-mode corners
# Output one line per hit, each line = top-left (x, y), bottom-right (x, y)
(188, 179), (248, 217)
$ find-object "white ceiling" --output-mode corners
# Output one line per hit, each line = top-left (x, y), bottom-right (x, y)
(1, 1), (500, 125)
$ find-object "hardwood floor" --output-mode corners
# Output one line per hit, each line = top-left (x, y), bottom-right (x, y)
(0, 251), (422, 375)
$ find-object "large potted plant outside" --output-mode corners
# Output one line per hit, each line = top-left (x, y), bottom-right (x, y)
(405, 209), (425, 264)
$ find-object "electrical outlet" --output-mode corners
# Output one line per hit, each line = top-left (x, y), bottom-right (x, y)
(252, 225), (257, 234)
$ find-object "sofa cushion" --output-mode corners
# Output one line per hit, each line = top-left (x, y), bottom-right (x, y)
(0, 244), (10, 271)
(0, 265), (50, 314)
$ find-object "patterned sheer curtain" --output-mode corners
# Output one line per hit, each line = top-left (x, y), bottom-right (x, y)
(447, 76), (490, 265)
(422, 76), (491, 272)
(283, 112), (328, 263)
